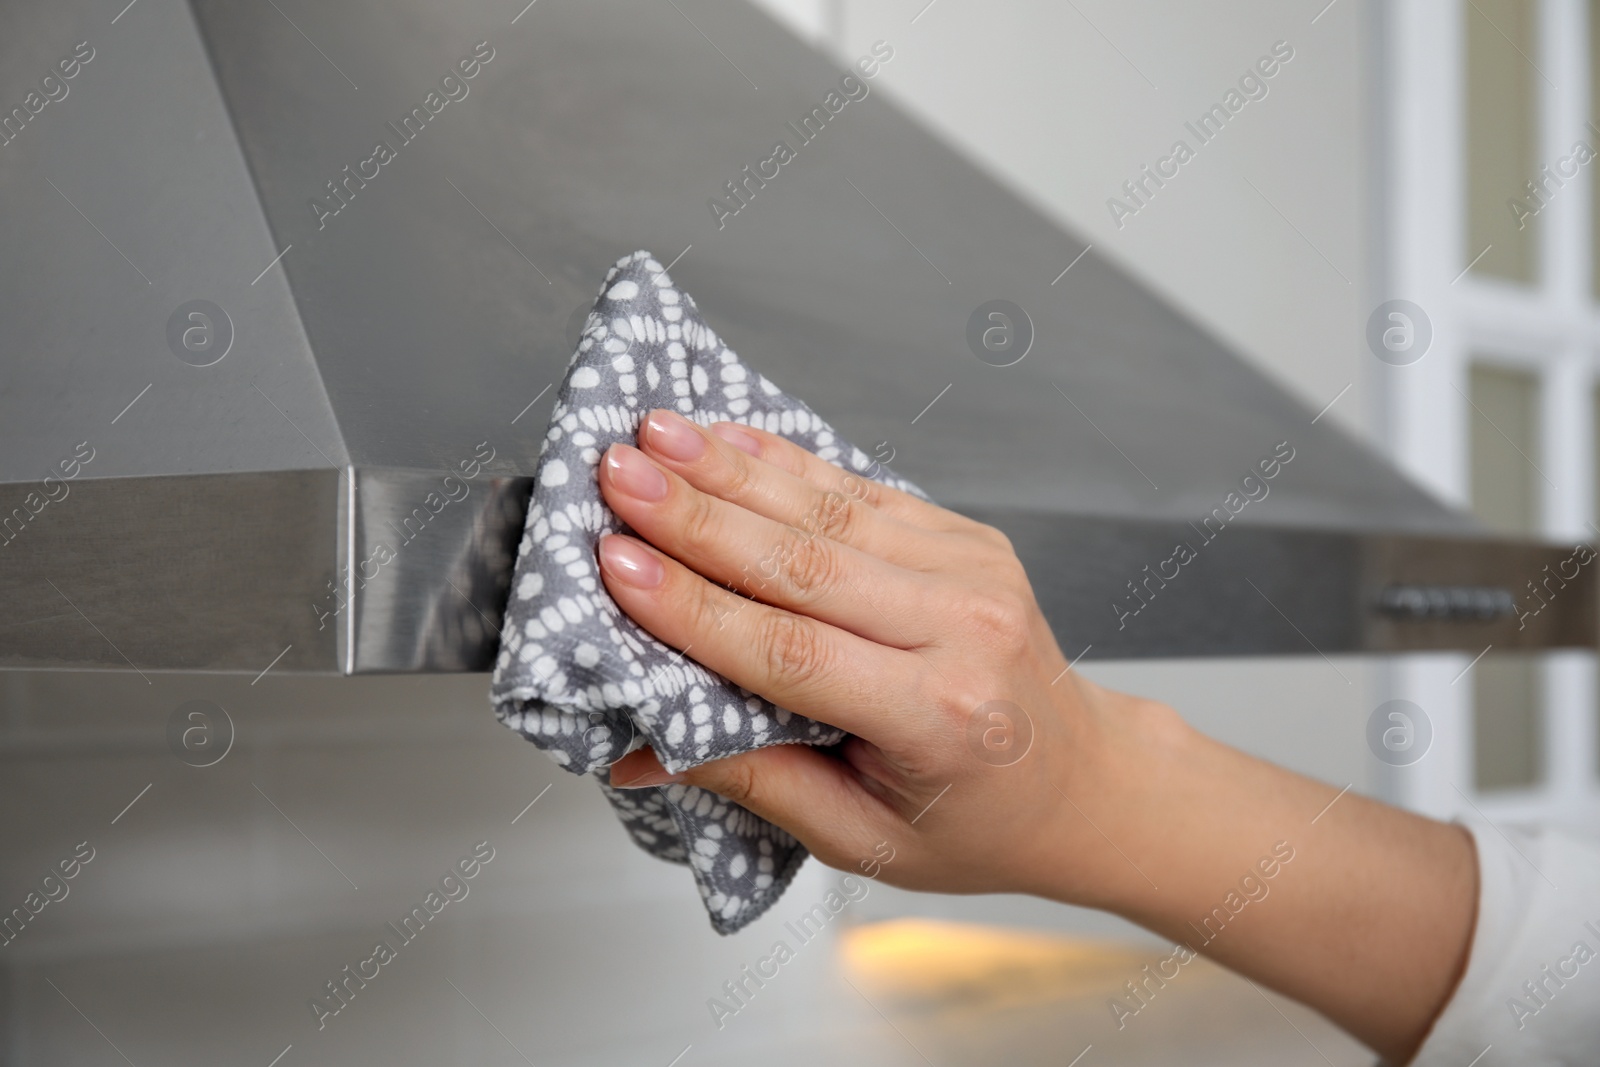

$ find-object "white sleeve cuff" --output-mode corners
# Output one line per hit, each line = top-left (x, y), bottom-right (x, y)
(1408, 818), (1600, 1066)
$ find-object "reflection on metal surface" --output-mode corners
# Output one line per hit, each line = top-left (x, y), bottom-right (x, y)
(839, 918), (1152, 1010)
(836, 918), (1371, 1063)
(347, 469), (530, 673)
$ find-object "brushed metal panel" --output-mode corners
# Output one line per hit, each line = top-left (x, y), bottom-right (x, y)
(984, 509), (1596, 659)
(987, 510), (1363, 660)
(345, 468), (529, 673)
(0, 471), (340, 672)
(0, 0), (348, 482)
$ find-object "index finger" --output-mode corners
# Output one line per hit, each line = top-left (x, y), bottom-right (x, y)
(596, 531), (930, 753)
(709, 420), (974, 535)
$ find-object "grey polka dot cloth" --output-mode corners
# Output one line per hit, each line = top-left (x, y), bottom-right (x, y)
(491, 250), (926, 934)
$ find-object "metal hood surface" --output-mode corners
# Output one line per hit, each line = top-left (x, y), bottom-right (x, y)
(1, 0), (1591, 674)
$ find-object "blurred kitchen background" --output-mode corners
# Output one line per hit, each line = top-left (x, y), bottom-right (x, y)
(3, 0), (1596, 1064)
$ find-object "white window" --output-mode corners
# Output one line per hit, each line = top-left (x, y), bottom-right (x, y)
(1383, 0), (1600, 828)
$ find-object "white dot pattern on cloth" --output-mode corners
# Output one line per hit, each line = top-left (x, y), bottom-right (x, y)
(490, 250), (928, 935)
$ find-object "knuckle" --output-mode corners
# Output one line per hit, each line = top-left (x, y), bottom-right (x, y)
(781, 533), (841, 599)
(760, 610), (830, 693)
(679, 487), (723, 550)
(693, 756), (758, 806)
(935, 680), (991, 732)
(711, 452), (762, 507)
(811, 490), (862, 543)
(840, 473), (883, 509)
(960, 590), (1030, 653)
(691, 578), (745, 636)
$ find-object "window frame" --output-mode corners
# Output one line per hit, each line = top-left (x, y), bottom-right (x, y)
(1381, 0), (1600, 827)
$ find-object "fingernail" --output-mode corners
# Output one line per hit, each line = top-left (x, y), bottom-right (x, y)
(644, 409), (706, 462)
(604, 444), (668, 502)
(711, 423), (760, 457)
(598, 534), (665, 589)
(610, 766), (684, 789)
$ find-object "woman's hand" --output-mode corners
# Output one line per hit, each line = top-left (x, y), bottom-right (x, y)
(595, 408), (1480, 1064)
(595, 406), (1171, 906)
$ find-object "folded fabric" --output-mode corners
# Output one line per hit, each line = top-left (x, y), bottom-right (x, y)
(490, 250), (928, 934)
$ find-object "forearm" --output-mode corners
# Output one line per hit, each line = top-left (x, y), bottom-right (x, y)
(1040, 687), (1478, 1063)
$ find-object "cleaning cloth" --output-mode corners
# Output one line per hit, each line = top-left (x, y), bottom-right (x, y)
(491, 250), (927, 934)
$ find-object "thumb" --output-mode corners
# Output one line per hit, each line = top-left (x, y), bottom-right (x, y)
(609, 744), (878, 860)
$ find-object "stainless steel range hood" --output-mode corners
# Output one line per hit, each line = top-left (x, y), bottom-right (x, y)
(1, 0), (1591, 674)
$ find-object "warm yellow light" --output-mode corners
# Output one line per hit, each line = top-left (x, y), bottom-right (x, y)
(838, 918), (1158, 1011)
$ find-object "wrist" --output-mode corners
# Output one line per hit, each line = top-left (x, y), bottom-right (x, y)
(1026, 678), (1195, 912)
